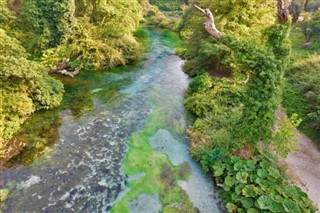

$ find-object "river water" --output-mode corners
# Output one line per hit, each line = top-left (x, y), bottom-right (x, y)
(0, 30), (224, 212)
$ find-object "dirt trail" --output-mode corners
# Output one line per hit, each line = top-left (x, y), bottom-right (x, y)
(276, 110), (320, 211)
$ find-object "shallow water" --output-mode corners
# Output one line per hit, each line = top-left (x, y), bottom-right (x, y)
(0, 30), (223, 212)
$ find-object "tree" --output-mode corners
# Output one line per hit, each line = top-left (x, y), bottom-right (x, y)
(297, 10), (320, 42)
(23, 0), (75, 53)
(40, 0), (145, 70)
(193, 1), (291, 146)
(179, 0), (276, 76)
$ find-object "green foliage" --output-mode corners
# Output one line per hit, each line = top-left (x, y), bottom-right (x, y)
(179, 0), (276, 75)
(40, 0), (145, 70)
(149, 0), (186, 11)
(210, 25), (291, 146)
(283, 55), (320, 143)
(22, 0), (75, 53)
(185, 74), (243, 155)
(0, 0), (16, 30)
(200, 150), (317, 212)
(182, 2), (317, 211)
(0, 29), (63, 142)
(296, 11), (320, 42)
(272, 114), (301, 158)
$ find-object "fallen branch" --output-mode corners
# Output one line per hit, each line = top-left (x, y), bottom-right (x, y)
(194, 4), (221, 40)
(48, 58), (80, 78)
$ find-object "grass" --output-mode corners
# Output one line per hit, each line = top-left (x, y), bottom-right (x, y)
(282, 28), (320, 144)
(289, 28), (318, 60)
(282, 81), (320, 144)
(111, 110), (195, 213)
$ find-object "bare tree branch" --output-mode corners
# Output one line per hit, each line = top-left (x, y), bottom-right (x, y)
(194, 4), (222, 40)
(48, 58), (80, 78)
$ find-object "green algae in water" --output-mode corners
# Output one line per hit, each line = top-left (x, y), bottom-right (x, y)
(160, 30), (185, 49)
(111, 111), (196, 213)
(6, 66), (134, 167)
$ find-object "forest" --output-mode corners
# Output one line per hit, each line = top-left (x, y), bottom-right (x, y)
(0, 0), (320, 212)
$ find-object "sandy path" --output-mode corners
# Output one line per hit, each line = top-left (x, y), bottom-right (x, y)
(276, 110), (320, 211)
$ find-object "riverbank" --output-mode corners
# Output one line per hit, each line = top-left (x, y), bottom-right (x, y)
(276, 111), (320, 211)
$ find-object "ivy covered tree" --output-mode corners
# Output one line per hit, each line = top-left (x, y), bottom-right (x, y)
(40, 0), (146, 69)
(191, 0), (291, 147)
(179, 0), (276, 76)
(23, 0), (75, 53)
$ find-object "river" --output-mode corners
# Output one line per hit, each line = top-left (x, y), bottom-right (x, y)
(0, 30), (224, 213)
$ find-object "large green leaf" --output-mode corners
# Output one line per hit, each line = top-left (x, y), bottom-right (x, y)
(225, 176), (237, 188)
(259, 160), (271, 169)
(240, 197), (254, 209)
(212, 162), (225, 177)
(257, 169), (268, 178)
(230, 156), (240, 163)
(245, 160), (257, 171)
(234, 160), (245, 171)
(257, 195), (284, 212)
(283, 200), (302, 213)
(247, 208), (259, 213)
(226, 202), (237, 212)
(242, 185), (261, 198)
(236, 172), (248, 183)
(255, 177), (269, 191)
(235, 184), (245, 195)
(268, 167), (281, 179)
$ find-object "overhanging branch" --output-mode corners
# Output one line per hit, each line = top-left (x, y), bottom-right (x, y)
(48, 58), (80, 78)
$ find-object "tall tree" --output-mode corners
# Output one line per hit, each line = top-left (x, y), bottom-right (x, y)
(193, 0), (291, 145)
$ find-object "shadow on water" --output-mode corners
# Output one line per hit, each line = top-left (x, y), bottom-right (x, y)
(6, 65), (135, 167)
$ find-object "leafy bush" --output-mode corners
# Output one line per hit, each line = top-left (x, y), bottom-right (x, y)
(200, 148), (316, 213)
(40, 0), (145, 70)
(284, 55), (320, 143)
(0, 29), (63, 164)
(185, 74), (243, 156)
(179, 0), (276, 75)
(22, 0), (75, 53)
(41, 17), (140, 70)
(272, 114), (301, 158)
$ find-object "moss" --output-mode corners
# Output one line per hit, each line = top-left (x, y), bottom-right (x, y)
(111, 110), (195, 213)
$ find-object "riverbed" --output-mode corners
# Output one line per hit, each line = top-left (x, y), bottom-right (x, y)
(0, 30), (224, 213)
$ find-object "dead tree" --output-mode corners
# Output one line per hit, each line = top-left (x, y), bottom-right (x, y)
(194, 0), (290, 40)
(194, 4), (221, 40)
(48, 58), (80, 78)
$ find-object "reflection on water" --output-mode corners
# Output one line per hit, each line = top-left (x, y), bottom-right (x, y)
(0, 30), (223, 212)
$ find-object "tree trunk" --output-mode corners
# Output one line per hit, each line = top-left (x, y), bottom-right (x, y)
(304, 0), (310, 11)
(278, 0), (291, 24)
